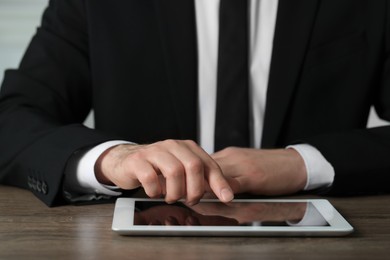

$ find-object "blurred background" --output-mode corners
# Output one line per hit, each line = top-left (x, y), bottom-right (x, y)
(0, 0), (95, 127)
(0, 0), (387, 128)
(0, 0), (47, 84)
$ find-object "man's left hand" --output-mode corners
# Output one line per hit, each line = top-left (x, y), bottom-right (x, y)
(211, 147), (307, 196)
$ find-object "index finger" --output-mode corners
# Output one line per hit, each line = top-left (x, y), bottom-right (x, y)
(182, 141), (234, 203)
(205, 166), (234, 202)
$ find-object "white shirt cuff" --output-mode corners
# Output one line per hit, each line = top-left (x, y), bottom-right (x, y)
(66, 140), (131, 196)
(287, 144), (335, 191)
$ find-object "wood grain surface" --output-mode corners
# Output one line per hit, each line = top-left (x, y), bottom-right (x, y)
(0, 185), (389, 260)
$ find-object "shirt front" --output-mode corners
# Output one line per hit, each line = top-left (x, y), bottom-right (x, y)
(196, 0), (279, 153)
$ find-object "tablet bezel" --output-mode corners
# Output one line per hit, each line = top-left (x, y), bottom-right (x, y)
(112, 198), (353, 236)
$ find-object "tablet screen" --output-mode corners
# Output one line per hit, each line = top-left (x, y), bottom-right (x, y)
(133, 201), (329, 227)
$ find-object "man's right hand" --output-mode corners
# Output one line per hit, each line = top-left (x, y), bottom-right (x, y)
(94, 140), (234, 206)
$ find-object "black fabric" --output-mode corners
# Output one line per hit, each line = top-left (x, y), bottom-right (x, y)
(1, 0), (390, 207)
(215, 0), (250, 151)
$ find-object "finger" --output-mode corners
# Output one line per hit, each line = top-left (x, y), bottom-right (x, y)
(167, 143), (206, 205)
(181, 141), (234, 203)
(202, 176), (241, 199)
(183, 161), (205, 205)
(225, 176), (243, 194)
(134, 160), (163, 198)
(201, 181), (217, 199)
(158, 175), (167, 195)
(206, 169), (234, 203)
(149, 152), (186, 204)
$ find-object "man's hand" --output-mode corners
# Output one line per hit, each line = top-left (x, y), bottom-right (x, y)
(211, 147), (307, 196)
(94, 140), (234, 205)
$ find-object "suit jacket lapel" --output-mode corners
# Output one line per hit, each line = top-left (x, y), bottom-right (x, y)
(154, 0), (198, 140)
(262, 0), (320, 148)
(154, 0), (320, 146)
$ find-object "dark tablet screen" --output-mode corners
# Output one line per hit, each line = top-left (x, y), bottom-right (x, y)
(133, 201), (329, 227)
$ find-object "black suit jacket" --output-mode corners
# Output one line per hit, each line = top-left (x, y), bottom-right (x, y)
(1, 0), (390, 206)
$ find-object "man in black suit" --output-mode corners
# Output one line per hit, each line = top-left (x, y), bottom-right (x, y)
(1, 0), (390, 207)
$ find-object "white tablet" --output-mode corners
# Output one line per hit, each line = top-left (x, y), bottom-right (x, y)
(112, 198), (353, 236)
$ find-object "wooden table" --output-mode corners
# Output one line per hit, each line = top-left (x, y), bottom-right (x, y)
(0, 185), (389, 259)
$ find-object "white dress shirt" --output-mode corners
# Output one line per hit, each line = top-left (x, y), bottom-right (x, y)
(65, 0), (334, 199)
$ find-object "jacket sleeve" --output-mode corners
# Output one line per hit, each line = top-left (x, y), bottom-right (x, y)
(304, 7), (390, 196)
(0, 0), (118, 206)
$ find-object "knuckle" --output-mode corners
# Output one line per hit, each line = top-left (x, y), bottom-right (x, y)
(162, 139), (179, 147)
(164, 164), (185, 178)
(140, 145), (159, 155)
(126, 150), (145, 162)
(222, 147), (235, 154)
(183, 139), (197, 146)
(138, 170), (157, 184)
(185, 158), (204, 173)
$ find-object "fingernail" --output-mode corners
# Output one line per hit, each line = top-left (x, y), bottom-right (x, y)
(221, 188), (234, 202)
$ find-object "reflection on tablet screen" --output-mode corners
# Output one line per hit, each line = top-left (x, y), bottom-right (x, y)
(133, 201), (329, 227)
